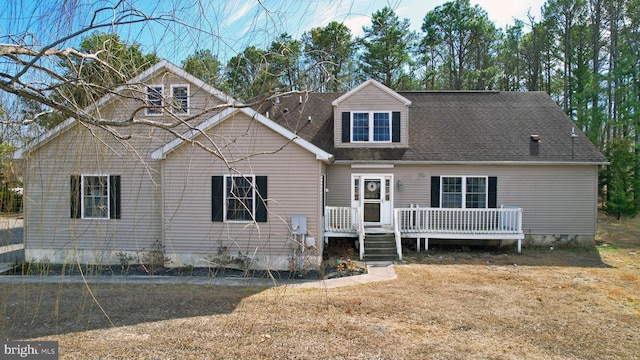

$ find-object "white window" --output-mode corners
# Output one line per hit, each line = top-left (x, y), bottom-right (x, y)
(225, 175), (255, 222)
(170, 84), (189, 115)
(441, 176), (487, 208)
(82, 175), (109, 219)
(351, 111), (391, 142)
(146, 85), (164, 115)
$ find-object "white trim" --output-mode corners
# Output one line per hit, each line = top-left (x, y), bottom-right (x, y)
(14, 117), (76, 158)
(80, 174), (110, 220)
(13, 59), (238, 159)
(351, 164), (394, 169)
(331, 79), (412, 106)
(335, 160), (609, 166)
(350, 111), (392, 143)
(170, 83), (190, 116)
(155, 61), (236, 105)
(151, 107), (236, 160)
(151, 107), (334, 163)
(440, 175), (488, 209)
(243, 107), (334, 162)
(351, 173), (394, 226)
(145, 84), (164, 116)
(223, 174), (256, 223)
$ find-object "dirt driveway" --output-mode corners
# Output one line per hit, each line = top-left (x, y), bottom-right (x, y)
(1, 212), (638, 359)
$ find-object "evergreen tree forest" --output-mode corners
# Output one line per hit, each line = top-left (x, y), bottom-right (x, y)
(186, 0), (640, 218)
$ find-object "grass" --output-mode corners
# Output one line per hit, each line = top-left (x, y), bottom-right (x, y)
(1, 211), (639, 359)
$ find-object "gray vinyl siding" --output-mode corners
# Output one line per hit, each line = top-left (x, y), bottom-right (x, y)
(162, 112), (323, 259)
(334, 83), (409, 148)
(22, 123), (163, 254)
(22, 71), (227, 256)
(327, 163), (599, 236)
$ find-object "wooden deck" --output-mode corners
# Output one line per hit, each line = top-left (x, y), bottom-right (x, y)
(324, 206), (524, 260)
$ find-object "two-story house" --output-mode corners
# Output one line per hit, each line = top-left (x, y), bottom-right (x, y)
(15, 61), (607, 270)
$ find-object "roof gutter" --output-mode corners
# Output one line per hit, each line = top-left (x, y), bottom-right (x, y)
(334, 160), (610, 166)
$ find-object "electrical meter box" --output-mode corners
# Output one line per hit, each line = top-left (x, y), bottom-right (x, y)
(290, 215), (307, 235)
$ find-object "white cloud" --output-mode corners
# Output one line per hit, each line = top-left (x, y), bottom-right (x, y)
(471, 0), (546, 28)
(217, 0), (548, 56)
(343, 15), (372, 37)
(223, 1), (257, 28)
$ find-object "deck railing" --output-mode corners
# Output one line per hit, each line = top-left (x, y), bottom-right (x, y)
(324, 206), (361, 233)
(324, 206), (523, 260)
(394, 206), (523, 234)
(324, 206), (364, 259)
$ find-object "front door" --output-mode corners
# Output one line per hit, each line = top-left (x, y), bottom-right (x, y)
(352, 174), (393, 226)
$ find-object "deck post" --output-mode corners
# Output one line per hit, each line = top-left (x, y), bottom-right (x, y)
(356, 208), (365, 261)
(393, 209), (403, 260)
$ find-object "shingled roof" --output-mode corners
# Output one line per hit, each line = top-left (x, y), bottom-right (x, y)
(254, 90), (607, 164)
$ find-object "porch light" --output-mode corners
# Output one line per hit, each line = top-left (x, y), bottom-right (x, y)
(397, 180), (403, 190)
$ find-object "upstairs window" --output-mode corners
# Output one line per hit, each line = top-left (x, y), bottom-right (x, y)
(170, 84), (189, 115)
(373, 112), (391, 142)
(351, 111), (391, 143)
(146, 85), (163, 115)
(352, 113), (370, 141)
(342, 111), (400, 144)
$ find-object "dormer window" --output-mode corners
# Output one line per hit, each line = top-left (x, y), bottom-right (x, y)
(146, 85), (163, 116)
(341, 111), (401, 144)
(351, 111), (391, 143)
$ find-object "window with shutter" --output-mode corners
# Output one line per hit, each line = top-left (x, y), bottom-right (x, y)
(71, 174), (121, 219)
(434, 176), (496, 209)
(212, 175), (268, 223)
(348, 111), (393, 143)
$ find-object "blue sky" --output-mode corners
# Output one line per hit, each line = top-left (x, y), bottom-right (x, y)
(0, 0), (547, 65)
(163, 0), (548, 63)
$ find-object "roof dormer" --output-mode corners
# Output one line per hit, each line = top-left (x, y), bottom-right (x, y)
(333, 79), (411, 149)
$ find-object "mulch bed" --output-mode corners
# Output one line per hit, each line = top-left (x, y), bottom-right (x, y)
(4, 261), (368, 280)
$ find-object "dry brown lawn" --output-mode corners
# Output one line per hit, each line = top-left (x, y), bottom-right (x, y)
(2, 212), (639, 359)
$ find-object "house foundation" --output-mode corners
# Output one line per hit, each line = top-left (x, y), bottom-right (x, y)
(523, 234), (595, 248)
(23, 248), (321, 272)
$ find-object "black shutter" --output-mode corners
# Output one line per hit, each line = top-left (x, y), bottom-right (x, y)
(255, 176), (268, 223)
(70, 175), (81, 219)
(341, 112), (350, 143)
(392, 111), (401, 142)
(430, 176), (440, 208)
(211, 176), (224, 222)
(109, 175), (121, 219)
(488, 176), (497, 208)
